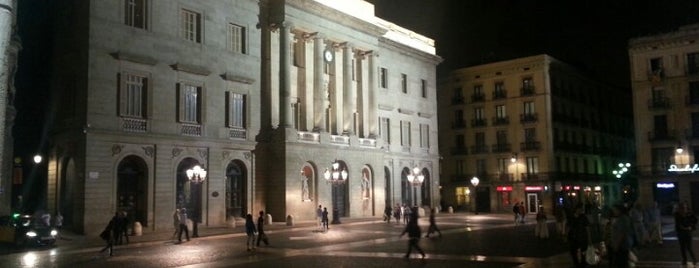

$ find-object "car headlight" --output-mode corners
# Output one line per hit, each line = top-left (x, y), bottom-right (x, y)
(50, 230), (58, 236)
(26, 231), (37, 237)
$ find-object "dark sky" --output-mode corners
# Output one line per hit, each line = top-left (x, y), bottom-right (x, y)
(369, 0), (699, 87)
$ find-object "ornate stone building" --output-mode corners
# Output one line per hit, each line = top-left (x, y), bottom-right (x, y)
(0, 0), (19, 215)
(45, 0), (440, 234)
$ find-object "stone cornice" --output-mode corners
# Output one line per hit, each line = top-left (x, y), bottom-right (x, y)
(220, 72), (255, 84)
(417, 112), (433, 118)
(285, 0), (387, 37)
(379, 37), (442, 65)
(378, 104), (394, 111)
(110, 51), (157, 66)
(397, 108), (414, 115)
(170, 63), (211, 76)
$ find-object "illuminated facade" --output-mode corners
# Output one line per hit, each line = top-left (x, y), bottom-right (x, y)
(629, 23), (699, 214)
(438, 55), (633, 214)
(44, 0), (440, 234)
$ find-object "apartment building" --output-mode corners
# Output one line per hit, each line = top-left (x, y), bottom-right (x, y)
(629, 23), (699, 214)
(44, 0), (441, 234)
(439, 55), (633, 214)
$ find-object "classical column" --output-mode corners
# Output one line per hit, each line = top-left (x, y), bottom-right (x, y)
(312, 34), (326, 132)
(0, 0), (17, 215)
(279, 22), (293, 128)
(367, 51), (378, 138)
(342, 43), (354, 135)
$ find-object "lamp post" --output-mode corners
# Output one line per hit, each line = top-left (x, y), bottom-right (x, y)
(471, 176), (480, 215)
(406, 167), (425, 207)
(186, 165), (207, 237)
(324, 160), (347, 224)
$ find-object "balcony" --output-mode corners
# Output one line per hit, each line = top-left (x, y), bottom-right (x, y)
(471, 118), (487, 127)
(181, 123), (202, 136)
(470, 145), (489, 154)
(451, 96), (465, 105)
(647, 130), (675, 142)
(520, 141), (541, 152)
(121, 118), (147, 133)
(521, 173), (539, 181)
(520, 113), (538, 123)
(491, 143), (511, 153)
(452, 120), (467, 129)
(228, 128), (246, 139)
(520, 86), (535, 96)
(450, 147), (468, 155)
(471, 93), (485, 103)
(492, 116), (510, 126)
(497, 173), (514, 181)
(647, 97), (670, 109)
(493, 90), (507, 100)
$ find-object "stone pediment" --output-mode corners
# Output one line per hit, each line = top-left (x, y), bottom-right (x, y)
(170, 63), (211, 76)
(110, 51), (157, 65)
(220, 72), (255, 84)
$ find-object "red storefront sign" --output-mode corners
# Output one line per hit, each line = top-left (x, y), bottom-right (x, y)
(496, 186), (513, 192)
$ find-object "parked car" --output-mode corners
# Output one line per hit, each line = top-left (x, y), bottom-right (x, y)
(0, 214), (58, 247)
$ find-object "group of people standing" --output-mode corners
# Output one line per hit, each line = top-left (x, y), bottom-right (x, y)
(99, 210), (130, 256)
(384, 203), (414, 225)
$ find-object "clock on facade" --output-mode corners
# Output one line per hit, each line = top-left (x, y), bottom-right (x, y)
(324, 49), (333, 62)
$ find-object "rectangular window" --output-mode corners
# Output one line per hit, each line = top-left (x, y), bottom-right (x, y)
(420, 124), (429, 148)
(474, 107), (484, 120)
(526, 157), (539, 174)
(523, 77), (533, 89)
(476, 159), (486, 176)
(380, 117), (390, 144)
(226, 92), (246, 128)
(475, 132), (485, 146)
(456, 160), (466, 175)
(497, 158), (508, 173)
(379, 67), (388, 89)
(401, 73), (407, 93)
(421, 79), (427, 98)
(401, 121), (411, 147)
(177, 83), (202, 123)
(124, 0), (148, 29)
(496, 105), (506, 119)
(181, 9), (202, 43)
(455, 134), (464, 149)
(494, 81), (505, 98)
(496, 130), (507, 144)
(688, 52), (699, 75)
(650, 57), (664, 74)
(524, 128), (536, 141)
(119, 73), (148, 118)
(227, 23), (246, 54)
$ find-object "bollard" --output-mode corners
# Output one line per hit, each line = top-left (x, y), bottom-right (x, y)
(418, 207), (426, 217)
(265, 214), (273, 225)
(133, 221), (143, 236)
(448, 206), (454, 214)
(286, 215), (294, 226)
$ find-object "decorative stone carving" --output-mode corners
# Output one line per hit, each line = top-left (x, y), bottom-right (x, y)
(111, 144), (124, 156)
(198, 149), (208, 161)
(243, 152), (252, 160)
(142, 146), (154, 158)
(222, 151), (230, 160)
(172, 148), (182, 159)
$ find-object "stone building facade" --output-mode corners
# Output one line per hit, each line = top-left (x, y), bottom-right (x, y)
(45, 0), (441, 234)
(629, 23), (699, 214)
(438, 55), (633, 214)
(0, 0), (19, 215)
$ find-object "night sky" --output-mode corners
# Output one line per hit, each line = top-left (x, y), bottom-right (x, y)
(9, 0), (699, 210)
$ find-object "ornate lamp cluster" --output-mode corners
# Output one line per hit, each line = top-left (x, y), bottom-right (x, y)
(406, 167), (424, 186)
(612, 163), (631, 179)
(186, 165), (207, 183)
(324, 160), (347, 184)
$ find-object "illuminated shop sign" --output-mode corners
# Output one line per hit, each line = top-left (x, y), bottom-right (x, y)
(656, 183), (675, 189)
(668, 164), (699, 173)
(496, 186), (512, 192)
(525, 186), (543, 191)
(594, 186), (601, 191)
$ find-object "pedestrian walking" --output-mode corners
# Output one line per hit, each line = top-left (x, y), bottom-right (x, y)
(609, 204), (633, 268)
(245, 213), (257, 251)
(99, 213), (117, 256)
(116, 211), (129, 245)
(177, 208), (190, 243)
(321, 207), (329, 231)
(567, 205), (590, 268)
(384, 205), (392, 223)
(112, 212), (125, 245)
(402, 204), (410, 225)
(393, 203), (401, 223)
(172, 209), (180, 239)
(425, 208), (442, 238)
(400, 208), (425, 259)
(257, 210), (269, 247)
(645, 201), (662, 245)
(555, 205), (567, 240)
(513, 202), (521, 224)
(630, 203), (648, 247)
(316, 205), (323, 229)
(535, 207), (549, 239)
(519, 202), (526, 224)
(675, 202), (698, 266)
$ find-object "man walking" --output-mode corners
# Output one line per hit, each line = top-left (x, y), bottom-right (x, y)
(177, 208), (190, 243)
(316, 205), (323, 229)
(257, 210), (269, 247)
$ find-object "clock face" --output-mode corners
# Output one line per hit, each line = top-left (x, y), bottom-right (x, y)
(324, 50), (333, 62)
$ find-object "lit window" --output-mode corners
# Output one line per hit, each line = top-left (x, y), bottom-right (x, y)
(227, 23), (246, 53)
(178, 83), (202, 123)
(119, 73), (148, 118)
(181, 9), (202, 43)
(226, 92), (246, 128)
(124, 0), (148, 29)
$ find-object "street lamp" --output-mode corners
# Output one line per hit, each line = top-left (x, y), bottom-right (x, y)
(510, 153), (518, 181)
(33, 154), (42, 164)
(186, 165), (207, 237)
(406, 167), (425, 207)
(612, 163), (631, 179)
(324, 160), (347, 224)
(471, 177), (480, 215)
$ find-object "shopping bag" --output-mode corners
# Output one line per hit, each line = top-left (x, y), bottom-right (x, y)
(585, 246), (600, 265)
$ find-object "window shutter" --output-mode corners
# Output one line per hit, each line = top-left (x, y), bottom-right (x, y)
(196, 13), (202, 43)
(117, 73), (125, 116)
(176, 83), (184, 122)
(242, 94), (247, 128)
(141, 77), (148, 118)
(225, 91), (231, 127)
(196, 86), (203, 123)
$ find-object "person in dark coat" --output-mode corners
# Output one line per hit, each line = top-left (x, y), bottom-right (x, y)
(425, 208), (442, 238)
(321, 207), (329, 231)
(257, 210), (269, 247)
(676, 202), (698, 266)
(400, 208), (425, 259)
(567, 205), (590, 268)
(245, 214), (257, 251)
(384, 205), (393, 223)
(99, 213), (117, 256)
(177, 208), (190, 243)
